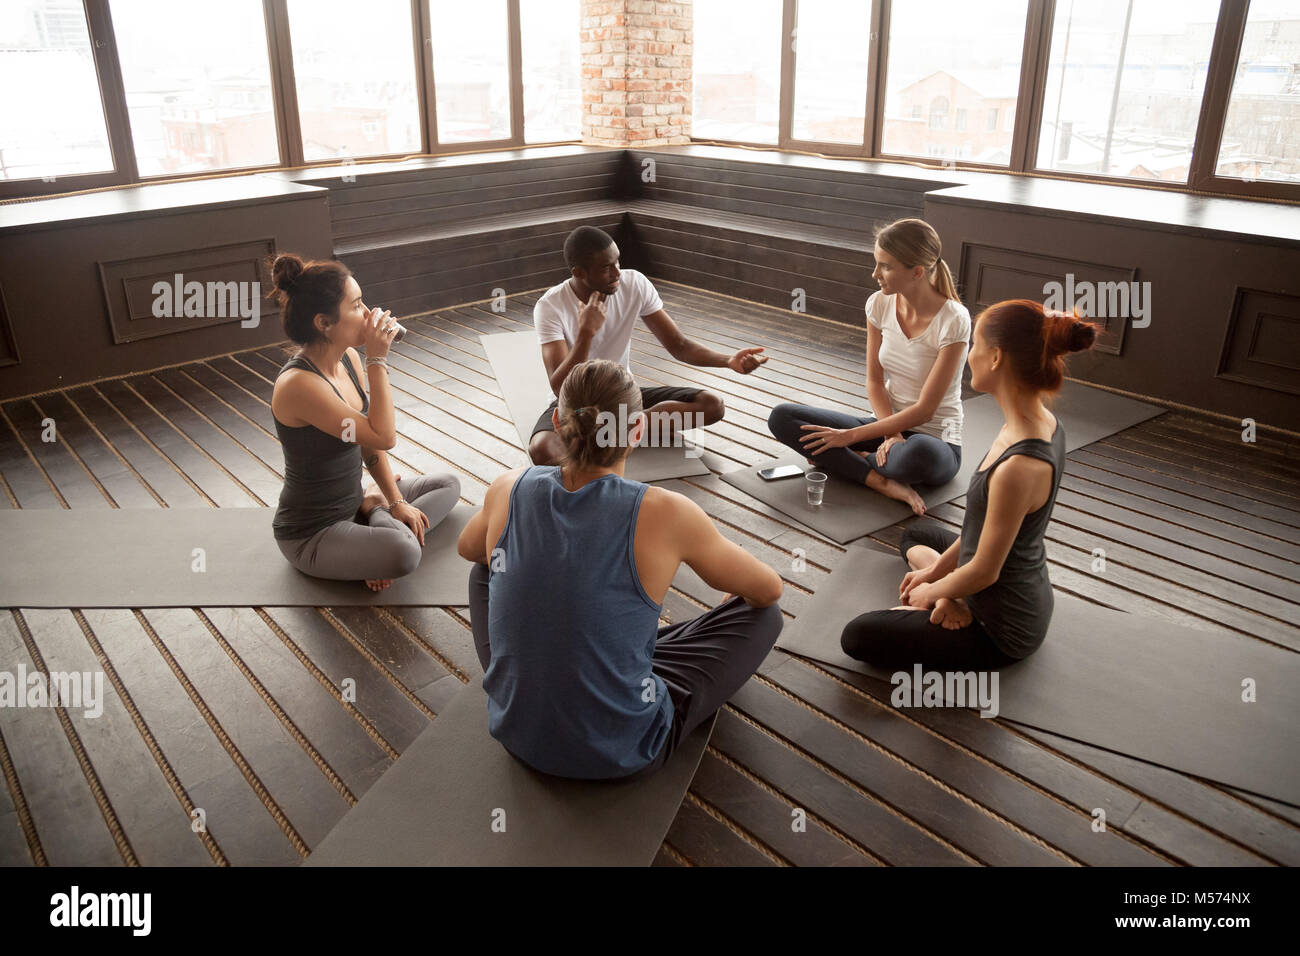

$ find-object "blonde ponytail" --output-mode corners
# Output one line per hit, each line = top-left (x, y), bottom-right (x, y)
(873, 218), (961, 302)
(932, 258), (959, 301)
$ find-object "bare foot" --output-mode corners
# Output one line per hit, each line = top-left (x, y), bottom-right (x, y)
(359, 474), (402, 517)
(365, 578), (393, 592)
(932, 596), (972, 629)
(867, 470), (926, 516)
(359, 486), (386, 518)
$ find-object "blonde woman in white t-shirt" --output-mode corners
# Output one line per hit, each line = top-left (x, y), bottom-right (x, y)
(768, 218), (970, 516)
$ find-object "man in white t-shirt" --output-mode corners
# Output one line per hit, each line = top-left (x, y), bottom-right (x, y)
(528, 225), (770, 465)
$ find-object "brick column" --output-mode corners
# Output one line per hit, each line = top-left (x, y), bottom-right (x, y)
(581, 0), (691, 146)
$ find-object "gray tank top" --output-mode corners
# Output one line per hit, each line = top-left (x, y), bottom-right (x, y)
(957, 420), (1066, 659)
(272, 352), (369, 541)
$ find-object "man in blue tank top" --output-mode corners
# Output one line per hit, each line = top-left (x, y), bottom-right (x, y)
(459, 359), (785, 780)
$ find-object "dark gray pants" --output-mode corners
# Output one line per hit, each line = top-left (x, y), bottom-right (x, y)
(468, 562), (783, 777)
(277, 473), (460, 580)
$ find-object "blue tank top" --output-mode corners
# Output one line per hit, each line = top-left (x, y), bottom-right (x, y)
(484, 465), (673, 779)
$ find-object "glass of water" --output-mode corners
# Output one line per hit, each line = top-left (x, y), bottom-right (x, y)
(806, 471), (827, 506)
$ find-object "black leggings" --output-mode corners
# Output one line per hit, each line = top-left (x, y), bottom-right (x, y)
(840, 521), (1018, 671)
(468, 562), (783, 777)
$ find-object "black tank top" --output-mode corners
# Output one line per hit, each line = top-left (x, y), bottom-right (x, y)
(271, 352), (370, 541)
(957, 420), (1066, 659)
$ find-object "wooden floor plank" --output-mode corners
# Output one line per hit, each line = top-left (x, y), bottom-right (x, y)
(126, 374), (283, 506)
(83, 608), (302, 865)
(30, 391), (161, 509)
(94, 380), (253, 509)
(155, 367), (284, 477)
(767, 659), (1168, 865)
(1059, 469), (1300, 573)
(1090, 437), (1300, 524)
(1018, 727), (1287, 866)
(65, 386), (209, 509)
(0, 613), (122, 865)
(4, 398), (114, 509)
(662, 797), (780, 866)
(1068, 449), (1300, 547)
(709, 707), (972, 865)
(690, 750), (878, 866)
(259, 606), (432, 755)
(18, 608), (215, 865)
(323, 607), (453, 714)
(382, 605), (483, 683)
(201, 607), (394, 800)
(138, 607), (351, 852)
(729, 678), (1070, 865)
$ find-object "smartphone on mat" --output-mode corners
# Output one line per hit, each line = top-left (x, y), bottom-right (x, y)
(758, 465), (804, 481)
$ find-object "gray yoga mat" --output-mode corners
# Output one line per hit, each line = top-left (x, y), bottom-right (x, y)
(721, 381), (1165, 544)
(305, 680), (714, 866)
(481, 330), (711, 482)
(778, 545), (1300, 806)
(0, 504), (476, 608)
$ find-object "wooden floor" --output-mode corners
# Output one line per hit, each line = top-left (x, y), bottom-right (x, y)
(2, 282), (1299, 867)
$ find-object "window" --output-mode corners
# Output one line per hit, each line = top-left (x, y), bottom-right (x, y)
(521, 0), (581, 143)
(1037, 0), (1221, 183)
(287, 0), (422, 162)
(881, 0), (1028, 166)
(987, 107), (999, 130)
(1215, 0), (1300, 183)
(0, 0), (113, 181)
(430, 1), (512, 144)
(929, 97), (949, 129)
(109, 0), (278, 176)
(791, 0), (871, 144)
(912, 104), (923, 120)
(693, 0), (782, 144)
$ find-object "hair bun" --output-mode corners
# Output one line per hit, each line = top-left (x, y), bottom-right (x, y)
(272, 253), (305, 294)
(1044, 310), (1097, 356)
(1067, 320), (1096, 353)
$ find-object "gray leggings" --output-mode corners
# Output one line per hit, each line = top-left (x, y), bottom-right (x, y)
(468, 562), (783, 778)
(277, 473), (461, 580)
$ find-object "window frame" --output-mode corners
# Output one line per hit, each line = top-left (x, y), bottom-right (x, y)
(5, 0), (1294, 203)
(0, 0), (564, 200)
(704, 0), (1299, 201)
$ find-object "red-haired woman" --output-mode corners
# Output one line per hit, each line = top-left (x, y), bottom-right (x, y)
(841, 300), (1096, 669)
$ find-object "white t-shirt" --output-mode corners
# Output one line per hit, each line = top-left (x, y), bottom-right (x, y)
(865, 290), (971, 446)
(533, 269), (664, 379)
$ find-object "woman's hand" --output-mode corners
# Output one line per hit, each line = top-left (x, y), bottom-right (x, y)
(874, 433), (906, 467)
(904, 579), (939, 610)
(362, 306), (399, 360)
(930, 597), (973, 630)
(899, 565), (936, 603)
(391, 501), (430, 547)
(799, 424), (858, 454)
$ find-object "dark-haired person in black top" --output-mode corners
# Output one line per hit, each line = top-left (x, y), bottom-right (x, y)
(268, 254), (460, 592)
(841, 299), (1098, 670)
